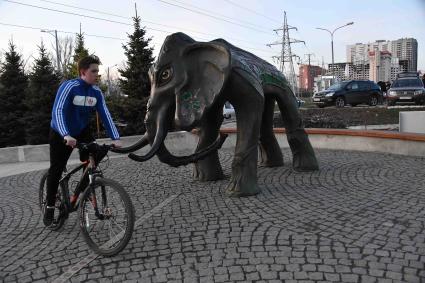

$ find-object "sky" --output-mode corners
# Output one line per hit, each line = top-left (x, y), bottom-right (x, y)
(0, 0), (424, 79)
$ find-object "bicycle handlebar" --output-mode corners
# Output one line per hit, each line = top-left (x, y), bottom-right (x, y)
(75, 142), (115, 153)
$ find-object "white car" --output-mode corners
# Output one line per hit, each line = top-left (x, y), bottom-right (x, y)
(223, 102), (235, 119)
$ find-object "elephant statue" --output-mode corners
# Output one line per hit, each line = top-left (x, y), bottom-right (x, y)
(114, 32), (319, 197)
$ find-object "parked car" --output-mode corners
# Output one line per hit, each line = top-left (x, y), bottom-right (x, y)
(312, 80), (383, 108)
(387, 72), (425, 106)
(223, 101), (235, 119)
(297, 98), (305, 108)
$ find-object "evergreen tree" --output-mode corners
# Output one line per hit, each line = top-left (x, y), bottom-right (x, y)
(66, 31), (89, 79)
(0, 41), (28, 147)
(118, 15), (155, 135)
(24, 43), (60, 145)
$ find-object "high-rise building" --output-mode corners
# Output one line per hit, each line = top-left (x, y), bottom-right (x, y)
(346, 38), (418, 72)
(298, 64), (326, 91)
(369, 50), (392, 82)
(390, 38), (418, 72)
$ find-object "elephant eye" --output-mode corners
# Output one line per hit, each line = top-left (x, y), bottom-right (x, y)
(159, 67), (173, 84)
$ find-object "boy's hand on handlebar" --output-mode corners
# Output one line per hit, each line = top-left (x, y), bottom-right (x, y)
(64, 135), (77, 148)
(111, 140), (122, 148)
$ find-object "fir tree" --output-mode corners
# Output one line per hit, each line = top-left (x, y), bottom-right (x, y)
(118, 15), (155, 135)
(0, 41), (28, 147)
(24, 43), (60, 145)
(66, 31), (89, 79)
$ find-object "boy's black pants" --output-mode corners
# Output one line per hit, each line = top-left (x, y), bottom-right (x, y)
(46, 128), (94, 207)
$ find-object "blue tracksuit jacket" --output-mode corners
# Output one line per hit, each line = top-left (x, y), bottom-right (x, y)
(50, 78), (120, 140)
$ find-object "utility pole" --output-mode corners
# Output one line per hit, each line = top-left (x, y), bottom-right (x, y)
(41, 29), (61, 72)
(106, 64), (118, 96)
(304, 53), (315, 93)
(305, 53), (314, 66)
(267, 11), (304, 96)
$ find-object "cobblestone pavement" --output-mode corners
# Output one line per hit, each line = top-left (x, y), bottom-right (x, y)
(1, 148), (424, 283)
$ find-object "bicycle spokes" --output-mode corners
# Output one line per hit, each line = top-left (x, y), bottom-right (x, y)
(79, 179), (134, 256)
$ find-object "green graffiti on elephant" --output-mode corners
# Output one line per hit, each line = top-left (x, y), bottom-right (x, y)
(182, 91), (201, 111)
(260, 73), (289, 89)
(181, 91), (192, 101)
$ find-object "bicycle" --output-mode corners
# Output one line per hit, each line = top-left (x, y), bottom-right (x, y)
(39, 142), (135, 256)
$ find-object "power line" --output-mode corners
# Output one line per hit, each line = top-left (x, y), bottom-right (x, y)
(37, 0), (129, 19)
(223, 0), (281, 24)
(158, 0), (272, 32)
(0, 21), (276, 56)
(3, 0), (131, 26)
(0, 22), (125, 40)
(156, 0), (275, 35)
(34, 0), (274, 41)
(2, 0), (275, 49)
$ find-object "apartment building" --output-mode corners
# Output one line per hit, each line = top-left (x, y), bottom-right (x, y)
(347, 38), (417, 72)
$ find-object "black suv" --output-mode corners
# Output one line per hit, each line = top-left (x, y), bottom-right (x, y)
(313, 80), (383, 108)
(387, 72), (425, 106)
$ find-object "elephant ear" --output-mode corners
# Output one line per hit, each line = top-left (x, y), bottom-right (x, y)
(176, 43), (230, 128)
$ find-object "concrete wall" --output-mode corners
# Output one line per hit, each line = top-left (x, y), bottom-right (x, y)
(399, 111), (425, 134)
(1, 129), (425, 164)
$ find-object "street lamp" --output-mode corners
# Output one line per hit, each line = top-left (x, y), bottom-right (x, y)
(41, 29), (61, 72)
(316, 22), (354, 79)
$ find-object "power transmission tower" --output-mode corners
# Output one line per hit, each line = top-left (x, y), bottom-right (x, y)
(267, 11), (304, 96)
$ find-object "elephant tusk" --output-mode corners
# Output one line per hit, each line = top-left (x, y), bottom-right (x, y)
(156, 133), (228, 167)
(127, 128), (167, 162)
(127, 105), (170, 162)
(110, 134), (149, 154)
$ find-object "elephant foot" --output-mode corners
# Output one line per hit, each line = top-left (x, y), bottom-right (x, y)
(293, 153), (319, 172)
(193, 167), (224, 181)
(193, 153), (224, 181)
(259, 139), (284, 168)
(287, 132), (319, 172)
(225, 178), (260, 197)
(260, 159), (283, 167)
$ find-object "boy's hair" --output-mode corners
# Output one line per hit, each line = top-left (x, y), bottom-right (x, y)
(78, 55), (101, 75)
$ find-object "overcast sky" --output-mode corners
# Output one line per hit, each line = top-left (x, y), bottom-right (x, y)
(1, 0), (424, 78)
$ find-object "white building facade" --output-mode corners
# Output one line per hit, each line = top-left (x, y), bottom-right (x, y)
(347, 38), (417, 73)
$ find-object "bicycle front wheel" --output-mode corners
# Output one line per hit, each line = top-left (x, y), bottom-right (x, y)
(79, 178), (135, 256)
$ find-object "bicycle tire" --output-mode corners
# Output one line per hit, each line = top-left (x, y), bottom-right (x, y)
(79, 177), (135, 256)
(39, 171), (66, 231)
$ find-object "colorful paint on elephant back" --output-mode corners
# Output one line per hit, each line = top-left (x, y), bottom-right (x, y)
(260, 73), (289, 89)
(228, 45), (289, 90)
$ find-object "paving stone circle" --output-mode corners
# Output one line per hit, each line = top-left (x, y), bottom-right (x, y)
(1, 148), (424, 282)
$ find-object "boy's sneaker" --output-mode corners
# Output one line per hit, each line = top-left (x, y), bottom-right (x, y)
(43, 206), (55, 227)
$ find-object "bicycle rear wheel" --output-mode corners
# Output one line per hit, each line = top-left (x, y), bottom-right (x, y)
(39, 171), (66, 231)
(79, 178), (135, 256)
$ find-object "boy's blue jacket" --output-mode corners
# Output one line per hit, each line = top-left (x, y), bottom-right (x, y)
(50, 78), (120, 140)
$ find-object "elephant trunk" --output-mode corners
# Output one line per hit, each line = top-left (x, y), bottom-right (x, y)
(128, 105), (170, 162)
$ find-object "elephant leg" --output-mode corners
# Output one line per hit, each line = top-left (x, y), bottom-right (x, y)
(275, 86), (319, 171)
(193, 107), (224, 181)
(225, 74), (264, 197)
(259, 94), (283, 167)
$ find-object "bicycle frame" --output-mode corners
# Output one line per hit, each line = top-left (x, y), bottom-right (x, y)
(58, 154), (104, 218)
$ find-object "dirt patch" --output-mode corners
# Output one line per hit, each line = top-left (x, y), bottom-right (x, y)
(273, 106), (425, 129)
